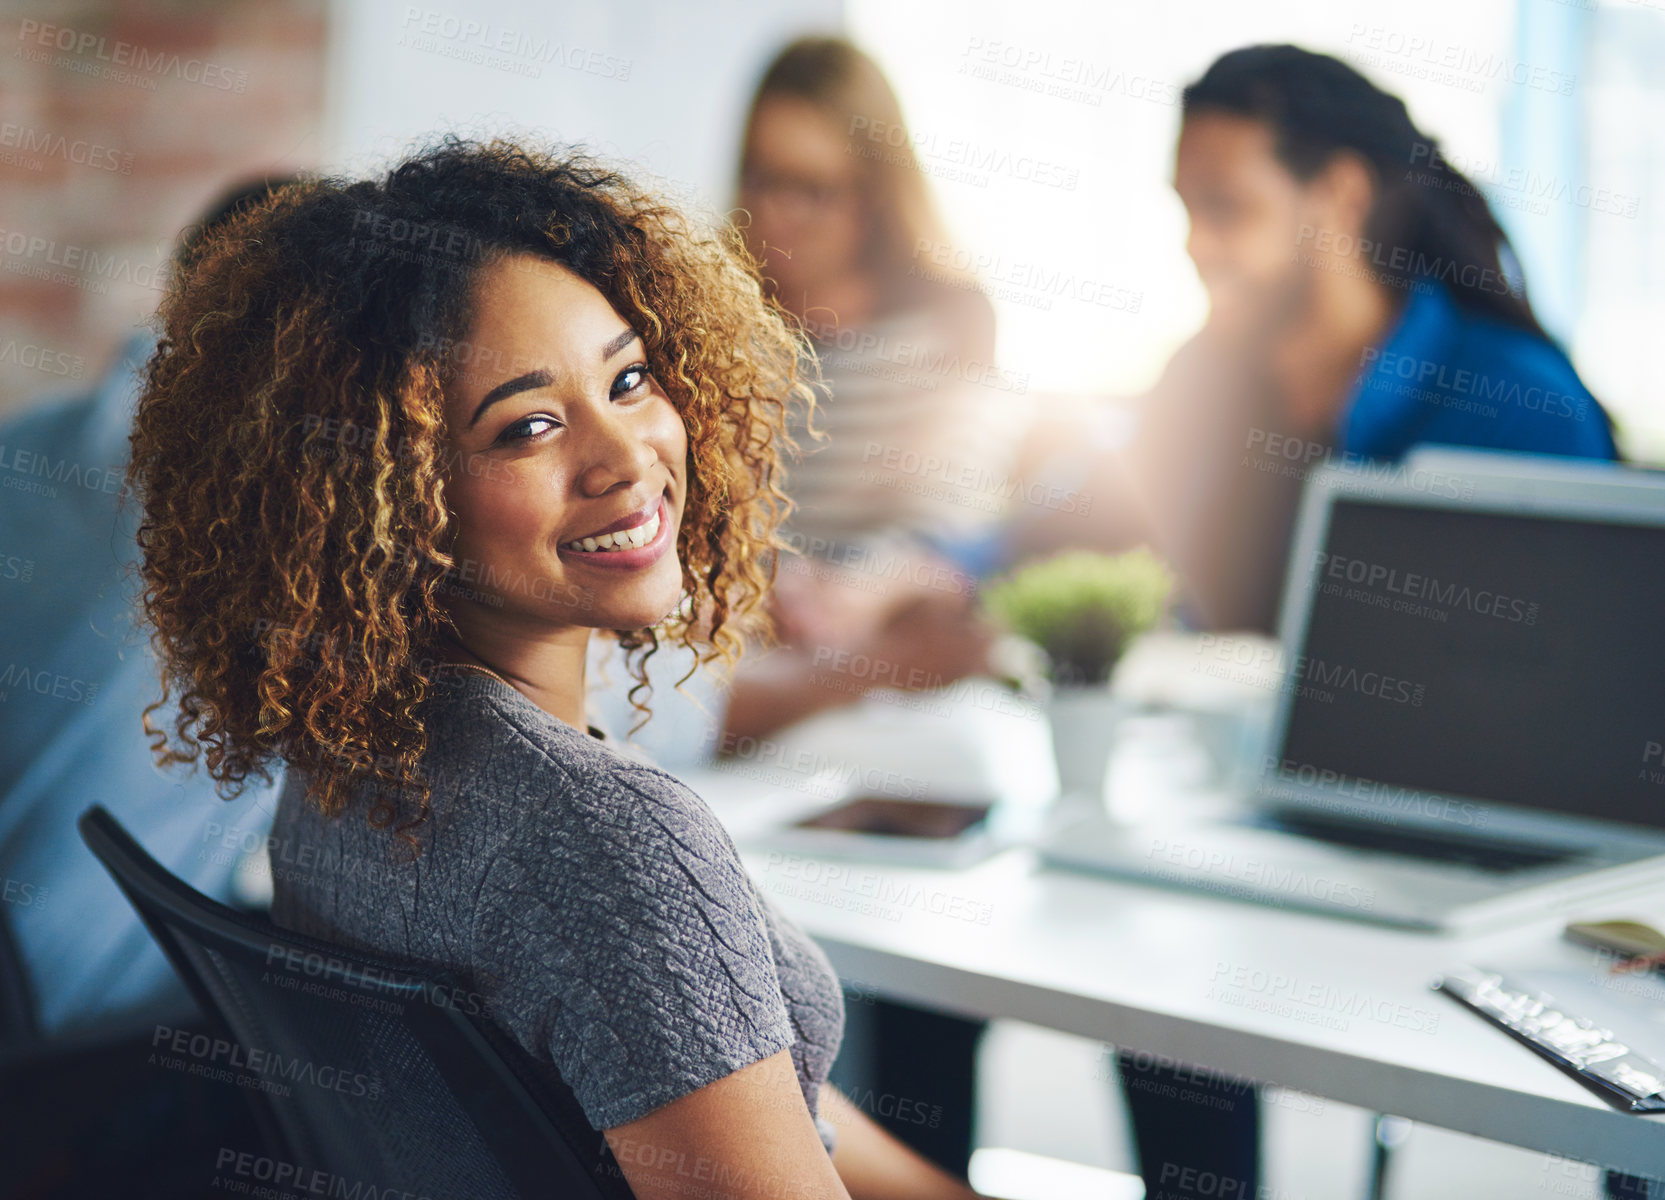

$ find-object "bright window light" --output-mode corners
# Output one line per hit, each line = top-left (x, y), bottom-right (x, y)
(846, 0), (1520, 403)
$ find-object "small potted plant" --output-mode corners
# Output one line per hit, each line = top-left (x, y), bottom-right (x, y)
(983, 548), (1175, 815)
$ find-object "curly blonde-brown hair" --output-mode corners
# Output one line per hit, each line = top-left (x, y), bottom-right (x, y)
(127, 137), (819, 839)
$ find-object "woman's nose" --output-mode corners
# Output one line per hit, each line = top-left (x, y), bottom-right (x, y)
(575, 407), (660, 498)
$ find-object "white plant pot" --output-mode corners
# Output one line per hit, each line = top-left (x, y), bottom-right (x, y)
(1046, 685), (1127, 819)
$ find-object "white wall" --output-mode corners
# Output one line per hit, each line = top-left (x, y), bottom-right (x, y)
(323, 0), (844, 212)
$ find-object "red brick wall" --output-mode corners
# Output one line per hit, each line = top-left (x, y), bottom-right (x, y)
(0, 0), (327, 417)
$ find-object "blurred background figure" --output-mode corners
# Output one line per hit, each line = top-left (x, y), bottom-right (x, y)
(1014, 46), (1617, 637)
(1156, 45), (1611, 628)
(1008, 44), (1623, 1200)
(737, 36), (1007, 555)
(0, 178), (298, 1197)
(721, 36), (1017, 1180)
(720, 35), (1016, 752)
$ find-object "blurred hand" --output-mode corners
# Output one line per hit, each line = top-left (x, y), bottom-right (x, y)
(771, 543), (973, 651)
(723, 562), (997, 747)
(856, 589), (998, 692)
(769, 560), (896, 649)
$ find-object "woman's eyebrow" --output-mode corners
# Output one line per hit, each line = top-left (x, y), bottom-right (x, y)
(469, 368), (554, 428)
(467, 330), (640, 428)
(602, 327), (640, 360)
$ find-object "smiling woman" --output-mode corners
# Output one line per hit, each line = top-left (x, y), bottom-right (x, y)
(120, 138), (992, 1199)
(433, 253), (695, 721)
(128, 137), (811, 828)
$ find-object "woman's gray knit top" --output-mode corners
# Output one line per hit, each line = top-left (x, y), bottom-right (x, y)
(268, 669), (846, 1152)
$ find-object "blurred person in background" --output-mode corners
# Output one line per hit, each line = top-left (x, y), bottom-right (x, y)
(1014, 44), (1616, 632)
(1148, 44), (1614, 633)
(722, 35), (1032, 1178)
(1004, 44), (1622, 1200)
(719, 35), (1017, 749)
(0, 176), (298, 1197)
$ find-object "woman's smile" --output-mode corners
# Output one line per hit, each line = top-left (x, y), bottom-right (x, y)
(557, 491), (673, 569)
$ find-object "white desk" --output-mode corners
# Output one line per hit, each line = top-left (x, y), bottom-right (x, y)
(682, 766), (1665, 1183)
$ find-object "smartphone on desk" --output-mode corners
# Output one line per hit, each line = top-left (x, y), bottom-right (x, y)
(758, 794), (1001, 869)
(792, 795), (993, 839)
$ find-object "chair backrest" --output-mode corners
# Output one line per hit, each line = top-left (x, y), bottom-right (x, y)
(78, 805), (635, 1200)
(0, 896), (38, 1046)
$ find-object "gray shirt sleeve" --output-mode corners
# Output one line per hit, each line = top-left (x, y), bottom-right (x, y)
(468, 758), (797, 1131)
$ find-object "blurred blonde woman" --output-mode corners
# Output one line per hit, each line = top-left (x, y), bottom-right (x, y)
(728, 37), (1013, 1178)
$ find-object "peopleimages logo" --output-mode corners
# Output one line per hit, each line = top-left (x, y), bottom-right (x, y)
(1343, 24), (1576, 97)
(762, 852), (995, 925)
(910, 238), (1143, 313)
(1240, 428), (1476, 499)
(858, 442), (1089, 517)
(776, 529), (979, 598)
(151, 1025), (379, 1098)
(1642, 740), (1665, 786)
(1288, 656), (1425, 706)
(1208, 961), (1443, 1035)
(0, 551), (37, 583)
(1359, 347), (1589, 421)
(397, 7), (633, 81)
(847, 116), (1080, 193)
(0, 337), (84, 378)
(0, 227), (167, 293)
(1311, 552), (1541, 625)
(0, 123), (133, 174)
(2, 876), (47, 909)
(262, 944), (485, 1016)
(808, 317), (1030, 395)
(1262, 757), (1489, 828)
(1409, 140), (1639, 219)
(1143, 837), (1378, 911)
(1191, 635), (1427, 710)
(213, 1147), (446, 1200)
(16, 20), (249, 91)
(1294, 224), (1523, 298)
(0, 662), (99, 706)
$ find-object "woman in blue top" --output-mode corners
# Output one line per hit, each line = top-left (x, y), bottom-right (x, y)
(1101, 43), (1627, 1200)
(1078, 43), (1622, 642)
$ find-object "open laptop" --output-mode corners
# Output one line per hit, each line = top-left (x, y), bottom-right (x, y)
(1041, 449), (1665, 932)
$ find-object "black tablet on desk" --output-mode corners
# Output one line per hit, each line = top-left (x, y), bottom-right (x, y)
(793, 796), (992, 839)
(761, 794), (1002, 869)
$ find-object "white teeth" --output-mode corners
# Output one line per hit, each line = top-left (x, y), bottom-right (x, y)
(566, 509), (660, 553)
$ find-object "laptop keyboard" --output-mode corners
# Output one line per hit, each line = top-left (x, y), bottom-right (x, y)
(1251, 808), (1582, 874)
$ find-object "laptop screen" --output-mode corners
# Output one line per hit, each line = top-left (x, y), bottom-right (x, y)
(1276, 498), (1665, 831)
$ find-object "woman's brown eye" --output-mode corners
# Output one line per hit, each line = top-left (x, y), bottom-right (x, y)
(612, 365), (651, 398)
(501, 415), (559, 443)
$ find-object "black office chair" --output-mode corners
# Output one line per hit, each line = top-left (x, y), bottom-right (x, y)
(78, 805), (635, 1200)
(0, 897), (38, 1046)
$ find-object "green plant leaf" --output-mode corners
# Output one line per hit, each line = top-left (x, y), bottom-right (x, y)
(982, 547), (1175, 685)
